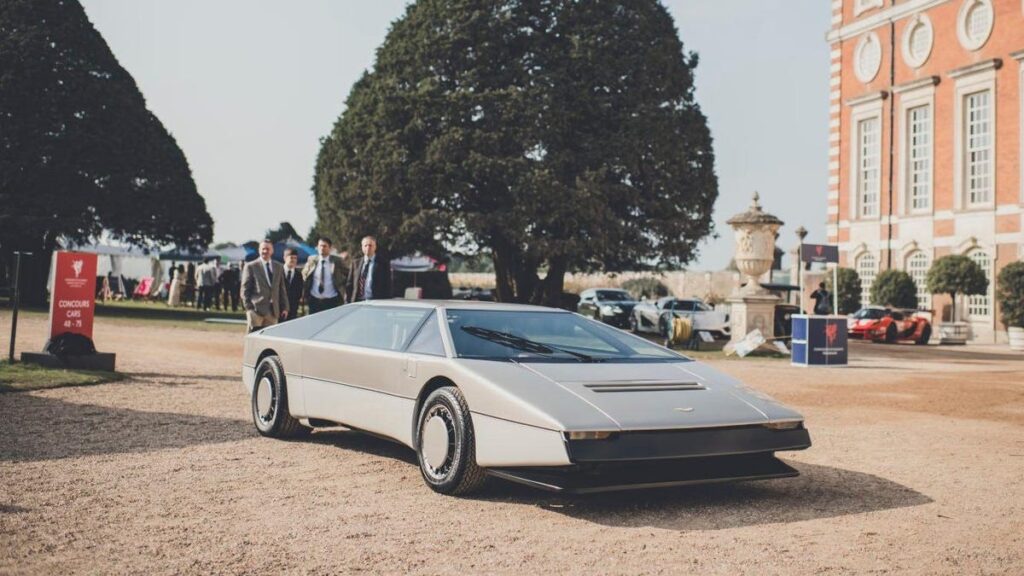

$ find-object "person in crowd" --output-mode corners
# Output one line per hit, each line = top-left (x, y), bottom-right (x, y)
(223, 263), (241, 312)
(303, 236), (347, 313)
(348, 235), (391, 302)
(283, 248), (304, 320)
(811, 282), (832, 315)
(241, 240), (289, 332)
(184, 262), (197, 307)
(212, 260), (225, 310)
(195, 259), (209, 311)
(167, 264), (184, 307)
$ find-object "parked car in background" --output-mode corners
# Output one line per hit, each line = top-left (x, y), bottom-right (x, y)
(847, 306), (931, 344)
(630, 297), (730, 340)
(577, 288), (638, 327)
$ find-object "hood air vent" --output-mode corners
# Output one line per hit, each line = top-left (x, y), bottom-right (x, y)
(582, 380), (705, 393)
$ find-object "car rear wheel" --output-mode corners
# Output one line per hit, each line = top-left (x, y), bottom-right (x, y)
(628, 313), (639, 333)
(916, 324), (931, 345)
(416, 386), (486, 495)
(252, 355), (310, 439)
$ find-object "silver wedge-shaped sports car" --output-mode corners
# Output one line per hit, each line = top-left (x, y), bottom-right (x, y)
(242, 300), (810, 495)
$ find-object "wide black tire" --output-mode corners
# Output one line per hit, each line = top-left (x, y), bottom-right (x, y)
(884, 323), (897, 344)
(251, 355), (310, 439)
(628, 313), (639, 333)
(916, 324), (932, 345)
(415, 386), (487, 495)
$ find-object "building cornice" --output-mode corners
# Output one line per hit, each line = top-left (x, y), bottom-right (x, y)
(1011, 49), (1024, 63)
(892, 76), (940, 94)
(948, 58), (1002, 80)
(826, 0), (951, 44)
(845, 90), (889, 107)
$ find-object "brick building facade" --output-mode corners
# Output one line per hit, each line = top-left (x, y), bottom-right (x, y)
(826, 0), (1023, 342)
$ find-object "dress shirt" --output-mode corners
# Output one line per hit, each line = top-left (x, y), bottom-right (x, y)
(311, 257), (339, 299)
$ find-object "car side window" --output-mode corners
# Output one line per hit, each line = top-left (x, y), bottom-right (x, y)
(313, 306), (431, 351)
(406, 311), (446, 357)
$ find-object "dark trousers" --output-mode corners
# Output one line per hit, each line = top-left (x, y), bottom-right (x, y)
(308, 295), (341, 315)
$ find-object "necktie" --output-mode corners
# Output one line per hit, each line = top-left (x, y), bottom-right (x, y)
(287, 269), (292, 284)
(357, 259), (368, 301)
(319, 259), (325, 294)
(265, 262), (272, 285)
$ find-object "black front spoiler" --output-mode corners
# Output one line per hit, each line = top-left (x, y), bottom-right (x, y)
(487, 453), (799, 494)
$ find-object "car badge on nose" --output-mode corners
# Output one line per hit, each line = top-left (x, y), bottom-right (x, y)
(674, 407), (694, 413)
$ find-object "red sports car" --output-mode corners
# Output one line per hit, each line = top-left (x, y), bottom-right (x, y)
(847, 306), (932, 345)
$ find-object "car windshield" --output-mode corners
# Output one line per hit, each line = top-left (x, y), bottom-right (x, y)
(852, 308), (887, 320)
(595, 290), (633, 302)
(445, 309), (685, 363)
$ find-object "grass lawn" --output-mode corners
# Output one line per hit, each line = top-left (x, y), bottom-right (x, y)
(0, 360), (123, 393)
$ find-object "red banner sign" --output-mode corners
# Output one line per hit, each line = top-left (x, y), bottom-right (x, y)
(48, 251), (98, 341)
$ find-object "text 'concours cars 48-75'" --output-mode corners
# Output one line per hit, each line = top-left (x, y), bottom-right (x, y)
(242, 300), (810, 495)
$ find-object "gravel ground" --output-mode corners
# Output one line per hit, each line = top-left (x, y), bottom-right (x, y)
(1, 311), (1022, 575)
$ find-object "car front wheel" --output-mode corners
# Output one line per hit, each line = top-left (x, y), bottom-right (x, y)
(252, 355), (310, 438)
(416, 386), (487, 495)
(628, 313), (639, 333)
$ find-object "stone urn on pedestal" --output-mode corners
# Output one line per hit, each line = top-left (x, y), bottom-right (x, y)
(727, 192), (784, 343)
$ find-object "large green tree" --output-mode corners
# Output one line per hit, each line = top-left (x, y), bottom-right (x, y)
(0, 0), (213, 302)
(314, 0), (717, 304)
(926, 255), (987, 323)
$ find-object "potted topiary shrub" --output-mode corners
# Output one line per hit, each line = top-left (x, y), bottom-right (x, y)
(926, 255), (988, 345)
(996, 261), (1024, 351)
(870, 269), (918, 310)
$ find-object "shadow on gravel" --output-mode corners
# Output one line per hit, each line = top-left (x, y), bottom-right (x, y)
(0, 394), (252, 462)
(305, 429), (932, 530)
(480, 461), (932, 530)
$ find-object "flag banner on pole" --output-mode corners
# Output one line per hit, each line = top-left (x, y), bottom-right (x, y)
(800, 244), (839, 264)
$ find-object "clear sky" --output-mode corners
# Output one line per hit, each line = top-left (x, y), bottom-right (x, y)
(79, 0), (830, 270)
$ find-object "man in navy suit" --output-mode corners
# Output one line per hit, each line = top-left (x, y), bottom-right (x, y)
(348, 235), (391, 302)
(282, 248), (305, 320)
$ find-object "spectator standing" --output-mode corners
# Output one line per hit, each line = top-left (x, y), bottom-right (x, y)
(303, 237), (347, 313)
(222, 263), (241, 312)
(167, 264), (184, 307)
(811, 282), (832, 315)
(348, 235), (391, 302)
(241, 240), (289, 332)
(283, 248), (304, 320)
(184, 262), (197, 307)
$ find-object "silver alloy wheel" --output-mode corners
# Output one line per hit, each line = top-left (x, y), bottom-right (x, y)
(255, 376), (274, 422)
(420, 405), (455, 480)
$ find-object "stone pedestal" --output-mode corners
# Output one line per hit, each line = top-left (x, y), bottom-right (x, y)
(728, 292), (779, 344)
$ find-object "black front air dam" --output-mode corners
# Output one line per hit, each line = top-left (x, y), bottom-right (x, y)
(566, 425), (811, 463)
(488, 453), (800, 494)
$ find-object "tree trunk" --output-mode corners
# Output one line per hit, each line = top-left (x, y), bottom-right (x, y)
(535, 256), (567, 307)
(491, 242), (542, 304)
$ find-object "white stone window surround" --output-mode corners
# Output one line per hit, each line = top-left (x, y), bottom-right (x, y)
(901, 13), (934, 69)
(957, 0), (994, 51)
(895, 78), (937, 215)
(950, 60), (998, 212)
(905, 249), (932, 311)
(965, 247), (992, 318)
(847, 92), (886, 221)
(855, 0), (885, 17)
(855, 32), (883, 83)
(855, 251), (878, 308)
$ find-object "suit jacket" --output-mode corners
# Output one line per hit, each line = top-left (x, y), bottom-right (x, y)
(283, 266), (304, 313)
(241, 259), (289, 317)
(302, 254), (347, 301)
(347, 254), (391, 301)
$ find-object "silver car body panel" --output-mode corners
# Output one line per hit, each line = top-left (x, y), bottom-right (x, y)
(242, 300), (807, 470)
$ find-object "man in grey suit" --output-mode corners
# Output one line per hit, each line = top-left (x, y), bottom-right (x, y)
(302, 236), (347, 313)
(241, 240), (290, 332)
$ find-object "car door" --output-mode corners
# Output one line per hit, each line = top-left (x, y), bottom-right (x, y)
(301, 305), (433, 443)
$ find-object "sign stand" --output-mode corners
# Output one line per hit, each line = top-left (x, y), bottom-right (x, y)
(21, 251), (116, 371)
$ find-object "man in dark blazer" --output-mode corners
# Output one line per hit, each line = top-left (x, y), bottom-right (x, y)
(241, 240), (289, 332)
(302, 237), (347, 313)
(348, 235), (391, 302)
(282, 248), (305, 320)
